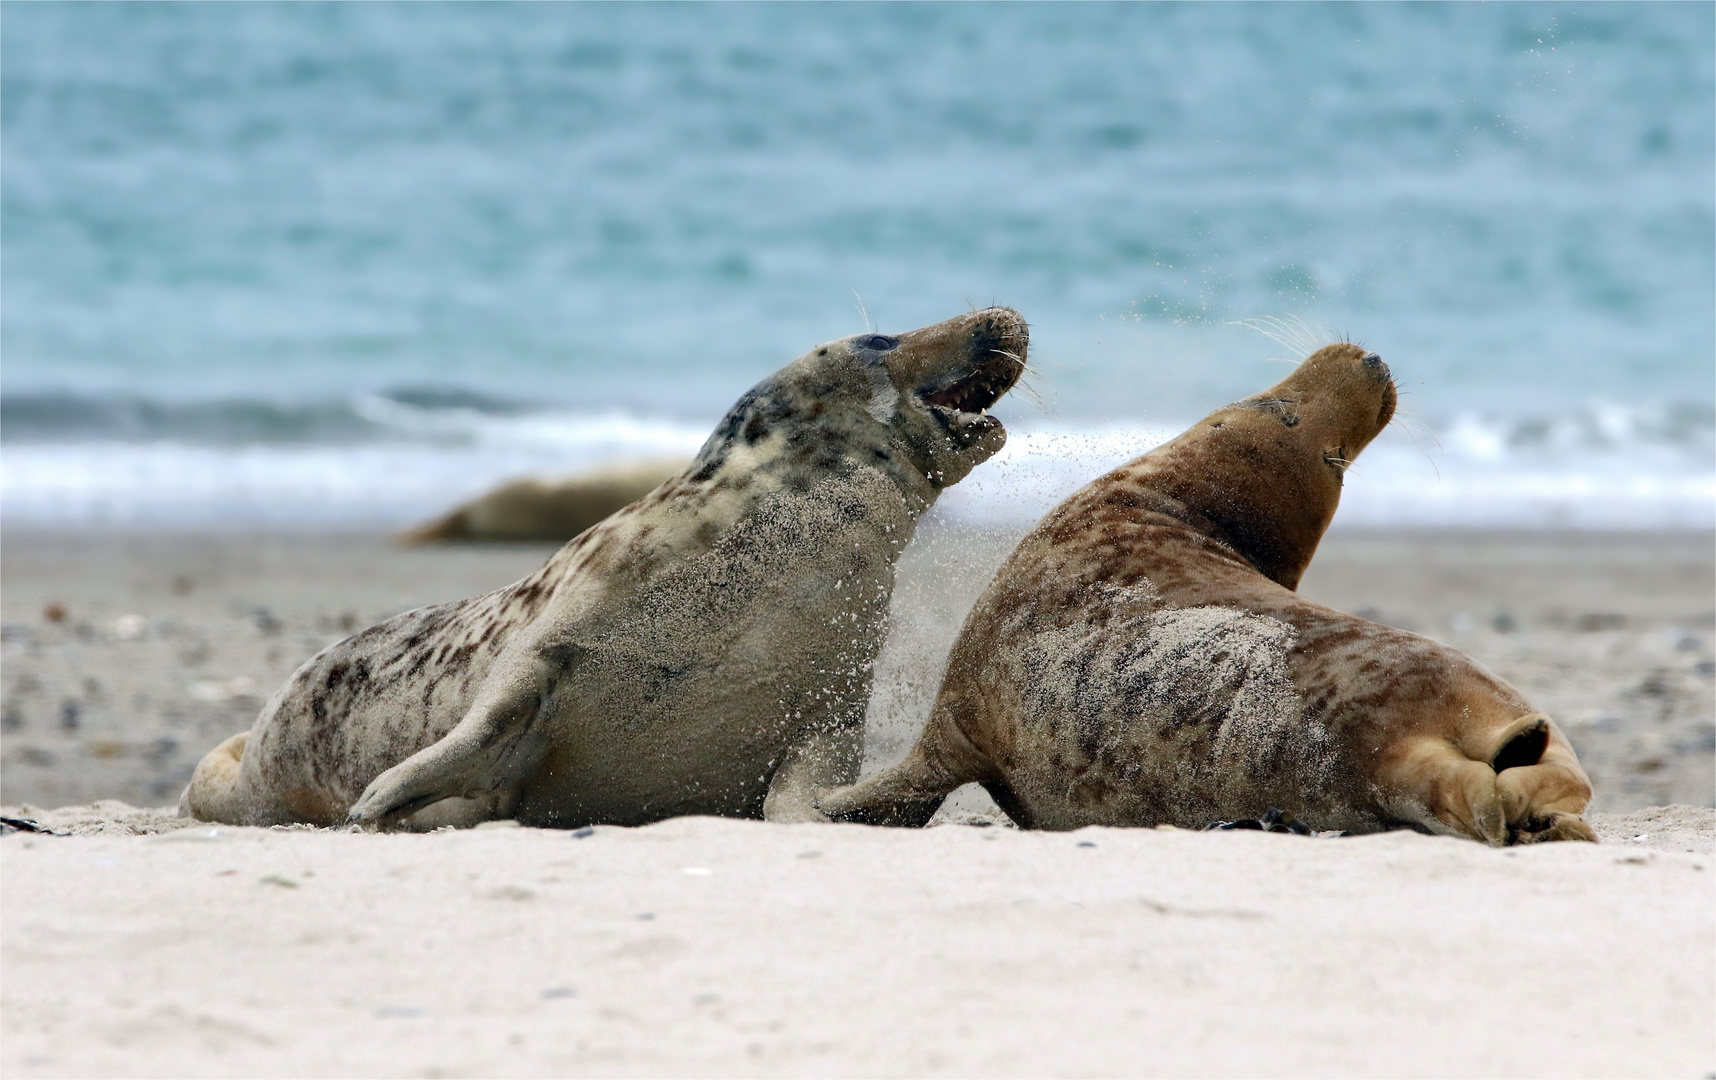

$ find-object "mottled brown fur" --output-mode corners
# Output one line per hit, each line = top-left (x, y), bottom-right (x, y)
(819, 344), (1595, 845)
(183, 309), (1027, 829)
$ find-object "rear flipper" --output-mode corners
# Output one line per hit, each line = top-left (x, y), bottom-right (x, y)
(1492, 717), (1597, 843)
(1378, 713), (1596, 846)
(179, 731), (252, 822)
(179, 731), (340, 826)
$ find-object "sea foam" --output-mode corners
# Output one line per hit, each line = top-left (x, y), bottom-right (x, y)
(3, 403), (1708, 532)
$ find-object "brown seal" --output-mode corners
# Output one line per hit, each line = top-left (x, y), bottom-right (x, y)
(819, 343), (1596, 845)
(182, 308), (1027, 829)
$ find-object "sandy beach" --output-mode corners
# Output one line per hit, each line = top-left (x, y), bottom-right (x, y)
(3, 523), (1713, 1076)
(2, 525), (1712, 815)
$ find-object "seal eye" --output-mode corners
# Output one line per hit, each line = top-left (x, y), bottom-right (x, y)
(857, 334), (899, 352)
(1363, 352), (1383, 367)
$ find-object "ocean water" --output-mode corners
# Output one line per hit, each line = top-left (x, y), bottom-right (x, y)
(3, 2), (1712, 530)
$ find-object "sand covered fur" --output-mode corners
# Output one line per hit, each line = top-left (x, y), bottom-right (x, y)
(176, 308), (1028, 830)
(823, 345), (1601, 842)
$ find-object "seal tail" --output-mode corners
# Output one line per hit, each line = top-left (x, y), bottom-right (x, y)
(1378, 713), (1595, 846)
(179, 731), (255, 823)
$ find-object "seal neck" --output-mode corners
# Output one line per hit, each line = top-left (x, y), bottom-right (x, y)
(1113, 431), (1338, 591)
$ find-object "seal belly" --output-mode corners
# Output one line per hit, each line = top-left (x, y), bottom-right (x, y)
(511, 476), (898, 825)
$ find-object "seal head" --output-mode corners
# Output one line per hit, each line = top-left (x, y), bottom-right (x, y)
(687, 306), (1028, 510)
(1119, 343), (1395, 591)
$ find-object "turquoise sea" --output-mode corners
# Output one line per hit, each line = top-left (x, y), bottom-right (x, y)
(3, 2), (1711, 528)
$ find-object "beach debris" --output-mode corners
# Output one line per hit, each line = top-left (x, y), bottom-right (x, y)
(112, 614), (149, 641)
(250, 608), (282, 634)
(259, 874), (299, 889)
(1077, 841), (1097, 848)
(59, 700), (80, 731)
(1205, 807), (1319, 836)
(41, 602), (66, 623)
(0, 816), (64, 836)
(1492, 612), (1517, 633)
(569, 826), (595, 838)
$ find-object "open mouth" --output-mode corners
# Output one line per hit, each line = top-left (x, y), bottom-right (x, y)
(922, 359), (1022, 446)
(920, 345), (1026, 438)
(924, 364), (1016, 415)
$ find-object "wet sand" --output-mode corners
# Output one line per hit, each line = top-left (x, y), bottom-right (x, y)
(0, 803), (1710, 1078)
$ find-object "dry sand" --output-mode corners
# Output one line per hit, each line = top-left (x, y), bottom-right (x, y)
(2, 804), (1711, 1077)
(2, 523), (1713, 1076)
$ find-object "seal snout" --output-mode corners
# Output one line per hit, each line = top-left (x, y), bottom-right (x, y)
(930, 307), (1029, 412)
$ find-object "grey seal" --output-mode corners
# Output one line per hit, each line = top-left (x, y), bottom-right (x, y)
(182, 307), (1028, 829)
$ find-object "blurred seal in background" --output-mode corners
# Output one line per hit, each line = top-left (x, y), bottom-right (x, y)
(401, 458), (690, 544)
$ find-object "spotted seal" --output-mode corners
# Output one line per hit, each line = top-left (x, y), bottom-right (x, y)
(182, 307), (1028, 828)
(818, 343), (1596, 845)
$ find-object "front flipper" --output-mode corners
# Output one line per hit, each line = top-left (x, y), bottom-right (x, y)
(762, 723), (863, 823)
(346, 660), (557, 828)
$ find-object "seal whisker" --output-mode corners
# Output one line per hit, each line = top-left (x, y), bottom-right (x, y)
(851, 290), (875, 333)
(1227, 316), (1322, 360)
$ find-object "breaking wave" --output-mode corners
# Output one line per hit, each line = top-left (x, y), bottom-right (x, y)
(2, 392), (1708, 531)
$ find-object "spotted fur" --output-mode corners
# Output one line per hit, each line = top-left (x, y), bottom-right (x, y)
(182, 308), (1028, 828)
(819, 344), (1596, 845)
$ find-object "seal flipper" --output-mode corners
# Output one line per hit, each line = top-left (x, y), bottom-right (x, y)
(1375, 712), (1595, 846)
(346, 660), (556, 828)
(180, 731), (252, 822)
(1490, 717), (1597, 843)
(761, 723), (864, 823)
(816, 708), (997, 827)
